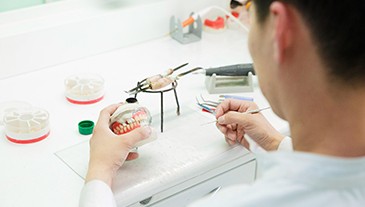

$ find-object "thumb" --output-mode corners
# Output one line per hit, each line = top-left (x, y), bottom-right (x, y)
(120, 126), (152, 147)
(217, 111), (249, 126)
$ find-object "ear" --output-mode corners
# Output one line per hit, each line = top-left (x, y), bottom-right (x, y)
(270, 2), (293, 64)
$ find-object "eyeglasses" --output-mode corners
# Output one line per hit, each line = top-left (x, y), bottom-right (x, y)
(245, 0), (252, 11)
(230, 0), (252, 11)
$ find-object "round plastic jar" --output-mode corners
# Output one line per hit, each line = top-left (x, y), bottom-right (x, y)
(3, 107), (50, 144)
(110, 98), (156, 148)
(64, 73), (104, 104)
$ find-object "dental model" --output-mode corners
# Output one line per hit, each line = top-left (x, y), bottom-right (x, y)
(109, 98), (157, 148)
(126, 63), (202, 95)
(147, 75), (176, 91)
(111, 110), (149, 135)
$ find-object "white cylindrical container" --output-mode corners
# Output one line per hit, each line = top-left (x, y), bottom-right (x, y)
(64, 73), (105, 104)
(3, 107), (50, 144)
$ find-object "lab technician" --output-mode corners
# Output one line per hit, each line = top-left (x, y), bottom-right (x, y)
(80, 0), (365, 206)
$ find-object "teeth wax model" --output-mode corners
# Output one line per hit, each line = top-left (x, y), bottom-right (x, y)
(110, 98), (157, 149)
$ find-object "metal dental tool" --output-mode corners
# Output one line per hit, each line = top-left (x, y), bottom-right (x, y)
(196, 96), (216, 115)
(200, 106), (271, 126)
(197, 94), (220, 108)
(197, 94), (254, 109)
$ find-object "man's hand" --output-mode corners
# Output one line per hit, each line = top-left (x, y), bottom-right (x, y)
(215, 99), (284, 151)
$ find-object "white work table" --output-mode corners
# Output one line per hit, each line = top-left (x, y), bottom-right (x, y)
(0, 29), (288, 207)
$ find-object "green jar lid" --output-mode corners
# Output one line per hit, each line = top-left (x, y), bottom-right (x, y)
(78, 120), (94, 135)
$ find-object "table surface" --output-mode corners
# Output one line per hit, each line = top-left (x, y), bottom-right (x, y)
(0, 29), (289, 207)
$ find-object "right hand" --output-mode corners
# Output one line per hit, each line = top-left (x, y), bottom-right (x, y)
(215, 99), (284, 151)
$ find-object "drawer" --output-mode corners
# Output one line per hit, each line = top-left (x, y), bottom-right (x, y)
(127, 159), (256, 207)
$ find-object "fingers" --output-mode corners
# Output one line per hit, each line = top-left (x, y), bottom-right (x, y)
(216, 109), (254, 148)
(96, 104), (123, 128)
(241, 138), (250, 149)
(226, 127), (237, 139)
(236, 125), (245, 143)
(118, 126), (152, 147)
(126, 152), (139, 161)
(225, 130), (250, 149)
(225, 137), (236, 145)
(217, 111), (250, 127)
(217, 123), (239, 146)
(215, 99), (255, 117)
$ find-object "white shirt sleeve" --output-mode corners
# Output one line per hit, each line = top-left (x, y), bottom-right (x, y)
(277, 136), (293, 151)
(245, 135), (293, 153)
(79, 180), (117, 207)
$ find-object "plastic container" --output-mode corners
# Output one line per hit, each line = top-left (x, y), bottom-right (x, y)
(64, 73), (105, 104)
(2, 106), (50, 144)
(110, 98), (157, 149)
(0, 101), (31, 126)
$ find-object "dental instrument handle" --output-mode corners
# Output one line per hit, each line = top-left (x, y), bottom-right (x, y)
(205, 63), (255, 76)
(220, 95), (254, 101)
(201, 107), (271, 126)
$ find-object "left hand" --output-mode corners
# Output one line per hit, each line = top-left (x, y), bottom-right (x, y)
(85, 104), (152, 186)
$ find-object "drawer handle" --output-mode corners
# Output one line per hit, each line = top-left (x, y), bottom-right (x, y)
(139, 196), (153, 205)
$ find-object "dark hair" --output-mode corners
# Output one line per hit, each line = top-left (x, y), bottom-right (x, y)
(254, 0), (365, 87)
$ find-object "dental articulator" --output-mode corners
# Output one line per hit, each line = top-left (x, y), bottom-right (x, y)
(125, 63), (255, 95)
(124, 62), (255, 132)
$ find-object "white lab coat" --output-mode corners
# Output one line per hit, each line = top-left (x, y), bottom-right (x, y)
(79, 137), (365, 206)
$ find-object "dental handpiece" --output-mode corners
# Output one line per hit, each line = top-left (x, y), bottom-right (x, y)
(204, 63), (255, 76)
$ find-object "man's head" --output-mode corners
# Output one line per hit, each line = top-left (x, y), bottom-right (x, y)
(248, 0), (365, 119)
